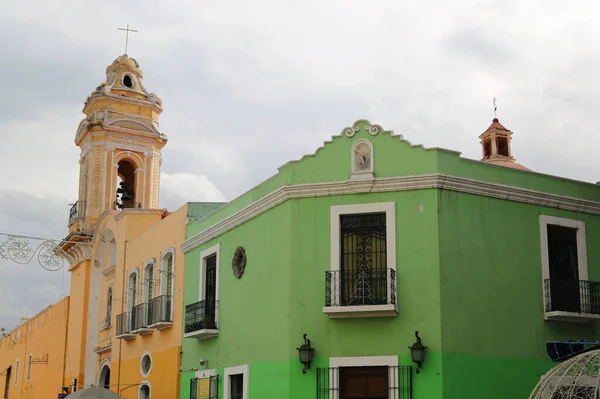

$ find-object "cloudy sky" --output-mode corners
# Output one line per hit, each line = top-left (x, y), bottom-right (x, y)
(1, 0), (599, 330)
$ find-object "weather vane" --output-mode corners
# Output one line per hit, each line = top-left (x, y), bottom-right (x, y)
(118, 24), (138, 55)
(493, 97), (497, 118)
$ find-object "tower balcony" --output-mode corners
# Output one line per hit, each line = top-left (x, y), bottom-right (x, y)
(68, 201), (86, 226)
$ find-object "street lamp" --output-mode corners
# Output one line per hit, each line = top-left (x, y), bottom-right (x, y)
(409, 330), (427, 373)
(296, 333), (315, 374)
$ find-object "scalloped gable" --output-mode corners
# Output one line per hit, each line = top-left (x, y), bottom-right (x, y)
(277, 119), (461, 172)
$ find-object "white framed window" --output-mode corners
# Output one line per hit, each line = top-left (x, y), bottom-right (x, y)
(14, 359), (19, 385)
(27, 354), (32, 381)
(327, 356), (399, 399)
(224, 364), (249, 399)
(192, 369), (218, 399)
(185, 244), (220, 339)
(106, 286), (113, 325)
(138, 381), (151, 399)
(324, 202), (397, 318)
(142, 259), (156, 304)
(140, 352), (152, 378)
(539, 215), (594, 320)
(160, 248), (176, 320)
(127, 268), (140, 312)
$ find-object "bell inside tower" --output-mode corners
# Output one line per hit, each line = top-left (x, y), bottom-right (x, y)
(115, 160), (137, 210)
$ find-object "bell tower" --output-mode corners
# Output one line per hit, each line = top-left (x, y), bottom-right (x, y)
(69, 54), (168, 232)
(479, 118), (531, 171)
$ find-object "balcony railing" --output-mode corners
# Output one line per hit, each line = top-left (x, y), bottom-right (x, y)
(148, 295), (173, 329)
(68, 201), (86, 226)
(113, 200), (142, 211)
(544, 279), (600, 318)
(184, 299), (219, 339)
(323, 269), (397, 318)
(132, 303), (153, 335)
(116, 312), (135, 339)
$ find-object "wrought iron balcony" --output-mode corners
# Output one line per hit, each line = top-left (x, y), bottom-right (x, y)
(544, 279), (600, 321)
(68, 201), (86, 226)
(184, 299), (219, 340)
(132, 303), (153, 335)
(115, 312), (135, 340)
(323, 268), (397, 318)
(148, 295), (173, 330)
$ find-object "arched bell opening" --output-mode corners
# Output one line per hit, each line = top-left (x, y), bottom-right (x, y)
(115, 160), (137, 210)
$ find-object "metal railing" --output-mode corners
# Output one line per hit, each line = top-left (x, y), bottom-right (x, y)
(133, 303), (151, 330)
(116, 312), (134, 336)
(185, 300), (218, 334)
(325, 268), (396, 307)
(68, 201), (86, 226)
(148, 295), (173, 325)
(544, 279), (600, 315)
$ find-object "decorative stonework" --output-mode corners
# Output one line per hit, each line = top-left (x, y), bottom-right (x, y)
(91, 147), (103, 216)
(232, 247), (246, 278)
(343, 120), (383, 137)
(150, 155), (160, 209)
(351, 139), (374, 180)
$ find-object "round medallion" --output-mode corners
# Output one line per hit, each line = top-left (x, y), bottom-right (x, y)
(232, 246), (246, 279)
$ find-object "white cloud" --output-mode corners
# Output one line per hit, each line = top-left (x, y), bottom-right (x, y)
(159, 172), (226, 211)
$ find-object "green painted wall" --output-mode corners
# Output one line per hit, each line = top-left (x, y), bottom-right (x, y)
(437, 189), (600, 399)
(181, 120), (600, 399)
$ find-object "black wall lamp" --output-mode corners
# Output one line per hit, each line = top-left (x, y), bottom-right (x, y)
(296, 333), (315, 374)
(409, 330), (427, 373)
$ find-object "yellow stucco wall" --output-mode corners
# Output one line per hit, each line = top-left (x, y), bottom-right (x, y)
(0, 298), (69, 399)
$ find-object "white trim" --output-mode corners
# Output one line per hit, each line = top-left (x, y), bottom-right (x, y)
(159, 247), (176, 321)
(539, 215), (590, 319)
(138, 380), (151, 399)
(224, 364), (249, 399)
(182, 174), (600, 253)
(140, 352), (152, 378)
(199, 244), (220, 303)
(324, 202), (397, 318)
(14, 359), (19, 385)
(195, 368), (216, 379)
(328, 356), (398, 399)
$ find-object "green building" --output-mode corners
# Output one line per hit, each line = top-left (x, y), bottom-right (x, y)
(179, 119), (600, 399)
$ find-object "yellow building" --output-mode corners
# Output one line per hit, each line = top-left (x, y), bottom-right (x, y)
(0, 54), (224, 398)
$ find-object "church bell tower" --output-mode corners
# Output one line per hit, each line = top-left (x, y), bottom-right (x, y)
(69, 54), (168, 233)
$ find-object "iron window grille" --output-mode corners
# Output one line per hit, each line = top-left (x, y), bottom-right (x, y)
(317, 366), (412, 399)
(326, 213), (393, 307)
(190, 375), (219, 399)
(132, 303), (151, 330)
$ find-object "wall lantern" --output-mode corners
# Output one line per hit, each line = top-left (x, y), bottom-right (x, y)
(296, 333), (315, 374)
(408, 330), (427, 373)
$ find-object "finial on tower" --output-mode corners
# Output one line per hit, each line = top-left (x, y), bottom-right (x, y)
(118, 24), (138, 55)
(493, 97), (497, 119)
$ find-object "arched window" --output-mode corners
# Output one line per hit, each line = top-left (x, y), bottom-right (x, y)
(127, 269), (139, 311)
(139, 383), (151, 399)
(142, 261), (155, 304)
(106, 287), (113, 325)
(160, 249), (175, 322)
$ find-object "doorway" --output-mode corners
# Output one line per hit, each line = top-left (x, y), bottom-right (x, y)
(340, 366), (388, 399)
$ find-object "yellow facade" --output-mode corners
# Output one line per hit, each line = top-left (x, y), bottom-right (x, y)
(0, 299), (69, 399)
(0, 54), (192, 398)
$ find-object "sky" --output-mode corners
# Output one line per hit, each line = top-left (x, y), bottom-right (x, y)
(1, 0), (599, 330)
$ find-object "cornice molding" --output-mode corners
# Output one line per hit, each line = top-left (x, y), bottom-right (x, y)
(181, 173), (600, 253)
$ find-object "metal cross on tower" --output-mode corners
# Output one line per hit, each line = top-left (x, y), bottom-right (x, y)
(118, 24), (138, 55)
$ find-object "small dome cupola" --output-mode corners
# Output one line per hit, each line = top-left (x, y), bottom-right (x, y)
(104, 55), (147, 99)
(478, 118), (531, 171)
